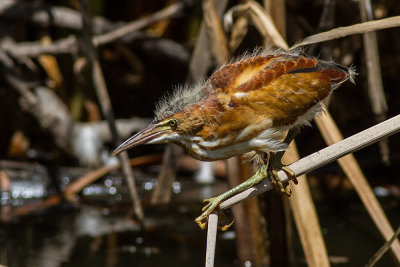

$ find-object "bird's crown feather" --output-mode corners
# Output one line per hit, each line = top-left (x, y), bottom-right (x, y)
(154, 79), (213, 121)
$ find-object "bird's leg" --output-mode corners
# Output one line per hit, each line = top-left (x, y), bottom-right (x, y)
(195, 164), (268, 230)
(194, 128), (300, 230)
(267, 128), (299, 196)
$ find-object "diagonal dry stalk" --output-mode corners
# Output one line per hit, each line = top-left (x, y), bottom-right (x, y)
(207, 115), (400, 267)
(291, 15), (400, 49)
(315, 111), (400, 262)
(228, 1), (288, 50)
(220, 114), (400, 208)
(78, 0), (144, 223)
(232, 3), (328, 265)
(365, 225), (400, 267)
(241, 3), (400, 263)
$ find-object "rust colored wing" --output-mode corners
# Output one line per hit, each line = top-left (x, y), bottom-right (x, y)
(209, 54), (351, 127)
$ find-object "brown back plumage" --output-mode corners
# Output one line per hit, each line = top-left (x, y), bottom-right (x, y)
(170, 52), (352, 143)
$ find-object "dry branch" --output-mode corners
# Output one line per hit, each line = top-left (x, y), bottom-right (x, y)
(291, 16), (400, 49)
(79, 0), (143, 222)
(189, 0), (228, 81)
(0, 1), (188, 58)
(11, 155), (162, 217)
(366, 225), (400, 267)
(92, 1), (186, 47)
(150, 145), (182, 204)
(220, 114), (400, 209)
(230, 1), (289, 50)
(315, 111), (400, 261)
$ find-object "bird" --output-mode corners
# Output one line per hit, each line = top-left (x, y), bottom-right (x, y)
(113, 48), (354, 230)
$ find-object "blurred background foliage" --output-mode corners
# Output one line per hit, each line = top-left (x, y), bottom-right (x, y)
(0, 0), (400, 266)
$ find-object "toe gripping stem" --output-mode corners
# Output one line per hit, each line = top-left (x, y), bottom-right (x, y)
(269, 165), (298, 197)
(195, 166), (267, 230)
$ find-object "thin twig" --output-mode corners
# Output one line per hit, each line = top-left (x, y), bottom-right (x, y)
(150, 145), (182, 204)
(291, 16), (400, 49)
(92, 1), (186, 46)
(79, 0), (144, 223)
(0, 36), (78, 57)
(365, 225), (400, 267)
(234, 1), (289, 50)
(220, 114), (400, 209)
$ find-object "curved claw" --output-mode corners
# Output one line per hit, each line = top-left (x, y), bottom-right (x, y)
(195, 200), (235, 231)
(195, 196), (236, 230)
(220, 219), (234, 231)
(281, 166), (298, 185)
(270, 166), (296, 197)
(195, 197), (222, 230)
(195, 215), (208, 230)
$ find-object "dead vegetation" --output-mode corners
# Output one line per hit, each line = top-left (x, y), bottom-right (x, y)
(0, 0), (400, 266)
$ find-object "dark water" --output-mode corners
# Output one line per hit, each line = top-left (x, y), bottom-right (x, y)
(0, 178), (399, 267)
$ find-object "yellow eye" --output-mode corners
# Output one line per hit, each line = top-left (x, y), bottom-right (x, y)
(169, 119), (177, 130)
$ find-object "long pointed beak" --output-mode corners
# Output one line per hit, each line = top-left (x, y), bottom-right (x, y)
(112, 123), (168, 156)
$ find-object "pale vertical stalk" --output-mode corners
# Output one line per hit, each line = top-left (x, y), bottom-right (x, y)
(359, 0), (390, 165)
(205, 213), (219, 267)
(203, 0), (230, 64)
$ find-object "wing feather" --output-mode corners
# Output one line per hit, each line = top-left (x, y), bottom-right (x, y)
(209, 54), (350, 127)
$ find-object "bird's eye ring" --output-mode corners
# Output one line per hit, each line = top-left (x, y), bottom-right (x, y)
(169, 119), (177, 130)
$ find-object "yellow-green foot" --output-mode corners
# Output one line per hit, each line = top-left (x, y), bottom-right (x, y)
(194, 166), (267, 230)
(195, 197), (234, 231)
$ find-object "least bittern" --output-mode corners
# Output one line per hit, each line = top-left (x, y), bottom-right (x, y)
(113, 49), (354, 230)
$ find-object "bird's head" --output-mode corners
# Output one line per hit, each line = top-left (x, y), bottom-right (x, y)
(112, 103), (212, 156)
(112, 79), (219, 156)
(112, 117), (181, 155)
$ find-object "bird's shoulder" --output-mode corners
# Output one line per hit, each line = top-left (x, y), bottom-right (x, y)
(208, 54), (318, 95)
